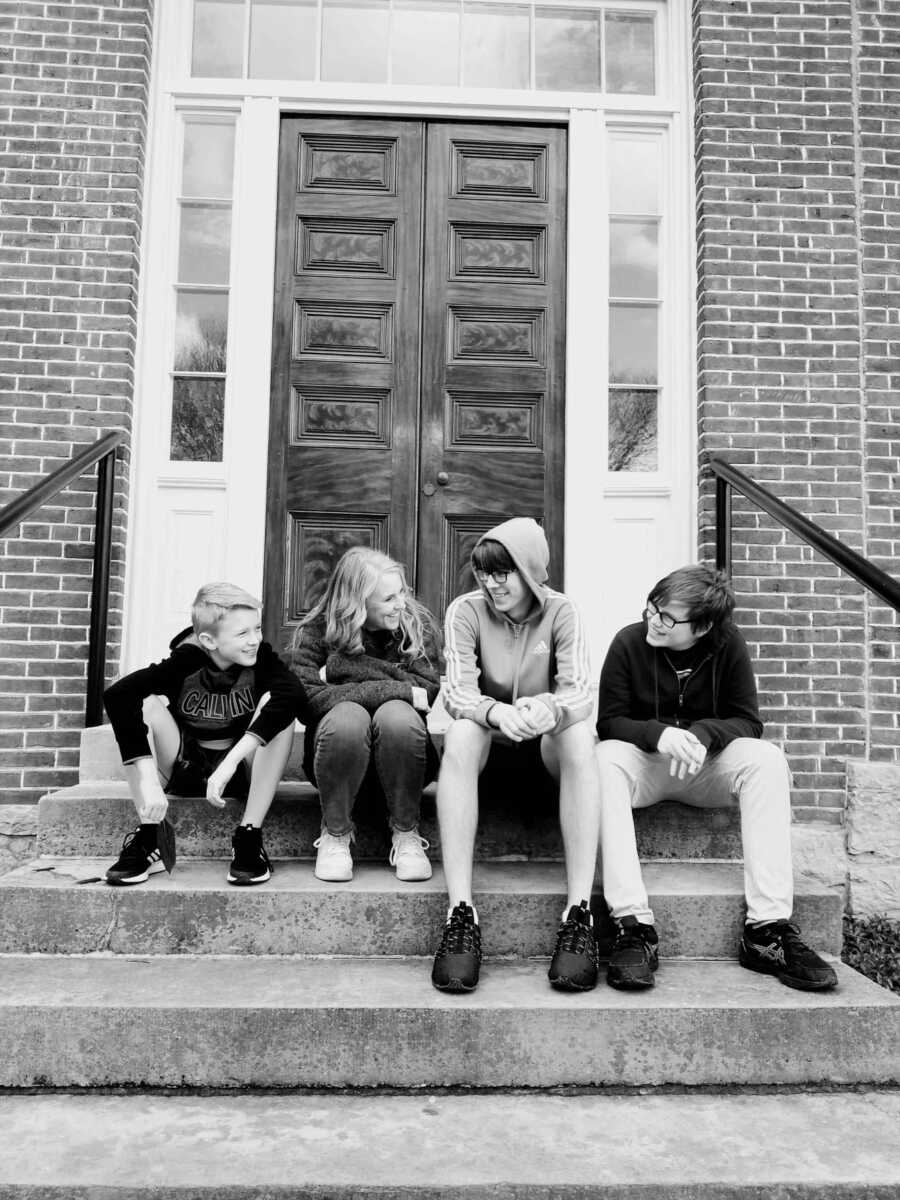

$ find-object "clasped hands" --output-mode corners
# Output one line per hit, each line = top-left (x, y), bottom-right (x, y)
(490, 696), (556, 742)
(657, 725), (707, 779)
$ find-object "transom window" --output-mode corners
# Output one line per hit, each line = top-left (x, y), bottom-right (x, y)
(191, 0), (658, 93)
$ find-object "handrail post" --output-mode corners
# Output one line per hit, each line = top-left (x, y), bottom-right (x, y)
(715, 474), (732, 577)
(85, 447), (116, 726)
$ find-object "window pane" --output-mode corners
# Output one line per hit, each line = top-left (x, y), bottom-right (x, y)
(610, 220), (658, 298)
(392, 0), (460, 85)
(171, 378), (225, 461)
(463, 4), (529, 89)
(535, 7), (601, 92)
(174, 291), (229, 372)
(192, 0), (245, 78)
(250, 0), (317, 78)
(608, 388), (658, 471)
(178, 205), (232, 285)
(322, 0), (389, 82)
(183, 121), (235, 200)
(608, 136), (660, 214)
(609, 305), (657, 384)
(605, 12), (655, 94)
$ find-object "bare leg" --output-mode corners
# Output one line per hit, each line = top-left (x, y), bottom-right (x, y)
(542, 721), (601, 910)
(121, 697), (180, 822)
(435, 719), (492, 908)
(240, 723), (295, 827)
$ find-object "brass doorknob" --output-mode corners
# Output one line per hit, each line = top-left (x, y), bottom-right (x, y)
(436, 471), (450, 486)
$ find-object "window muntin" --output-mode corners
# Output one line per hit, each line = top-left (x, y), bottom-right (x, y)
(190, 0), (660, 93)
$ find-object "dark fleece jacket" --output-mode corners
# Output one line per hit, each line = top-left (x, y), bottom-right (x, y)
(596, 620), (763, 754)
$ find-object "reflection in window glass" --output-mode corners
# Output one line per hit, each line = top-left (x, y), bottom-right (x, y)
(322, 0), (389, 82)
(182, 121), (235, 200)
(171, 378), (226, 461)
(605, 12), (655, 94)
(608, 388), (658, 471)
(608, 136), (660, 214)
(192, 0), (245, 77)
(178, 206), (233, 285)
(535, 8), (601, 92)
(174, 291), (229, 372)
(250, 0), (317, 78)
(610, 220), (658, 298)
(463, 4), (529, 89)
(609, 305), (657, 384)
(392, 0), (460, 85)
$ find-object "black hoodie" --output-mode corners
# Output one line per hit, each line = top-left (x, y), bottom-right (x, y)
(596, 620), (763, 754)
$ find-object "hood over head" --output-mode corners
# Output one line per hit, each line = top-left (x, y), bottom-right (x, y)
(476, 517), (549, 609)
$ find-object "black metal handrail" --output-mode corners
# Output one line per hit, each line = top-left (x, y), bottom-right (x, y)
(709, 456), (900, 613)
(0, 430), (124, 726)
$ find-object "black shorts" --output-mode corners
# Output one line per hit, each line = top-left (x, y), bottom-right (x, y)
(164, 733), (251, 800)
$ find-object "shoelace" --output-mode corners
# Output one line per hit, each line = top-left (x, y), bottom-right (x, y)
(117, 828), (149, 864)
(613, 927), (652, 957)
(437, 908), (481, 958)
(389, 832), (430, 865)
(557, 914), (594, 957)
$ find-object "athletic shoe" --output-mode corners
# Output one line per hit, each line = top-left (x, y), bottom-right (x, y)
(548, 899), (599, 991)
(431, 902), (482, 992)
(313, 830), (353, 882)
(739, 919), (838, 991)
(105, 824), (167, 886)
(606, 916), (659, 990)
(389, 829), (432, 881)
(227, 823), (273, 886)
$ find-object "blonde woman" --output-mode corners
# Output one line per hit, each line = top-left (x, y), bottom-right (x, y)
(292, 547), (442, 883)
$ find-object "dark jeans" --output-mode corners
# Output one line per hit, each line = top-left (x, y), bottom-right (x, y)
(313, 700), (432, 836)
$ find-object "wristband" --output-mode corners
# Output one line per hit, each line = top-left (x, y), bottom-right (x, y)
(485, 703), (499, 729)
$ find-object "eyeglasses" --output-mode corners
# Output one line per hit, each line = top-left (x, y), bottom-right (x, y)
(643, 602), (694, 631)
(475, 569), (513, 585)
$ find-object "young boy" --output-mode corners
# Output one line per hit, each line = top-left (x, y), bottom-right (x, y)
(103, 583), (306, 886)
(595, 565), (838, 992)
(431, 517), (601, 993)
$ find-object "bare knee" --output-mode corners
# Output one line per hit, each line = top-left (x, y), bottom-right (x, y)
(440, 719), (491, 773)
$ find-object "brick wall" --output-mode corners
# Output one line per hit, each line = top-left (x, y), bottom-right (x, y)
(0, 1), (153, 802)
(694, 0), (899, 819)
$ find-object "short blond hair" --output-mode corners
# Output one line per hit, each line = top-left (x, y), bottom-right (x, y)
(191, 582), (261, 635)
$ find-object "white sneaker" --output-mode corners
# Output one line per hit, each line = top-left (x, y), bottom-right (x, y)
(313, 831), (353, 882)
(390, 829), (432, 882)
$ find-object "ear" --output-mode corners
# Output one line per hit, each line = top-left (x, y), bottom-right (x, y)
(197, 630), (217, 652)
(694, 621), (713, 639)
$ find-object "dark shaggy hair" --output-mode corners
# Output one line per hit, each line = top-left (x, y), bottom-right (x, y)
(647, 566), (735, 640)
(471, 539), (516, 579)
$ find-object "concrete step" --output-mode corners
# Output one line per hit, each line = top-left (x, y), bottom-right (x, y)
(0, 858), (843, 958)
(0, 954), (894, 1089)
(37, 783), (745, 861)
(1, 1091), (899, 1197)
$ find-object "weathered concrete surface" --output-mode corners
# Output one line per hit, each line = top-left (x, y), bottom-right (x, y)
(0, 805), (37, 877)
(0, 955), (894, 1089)
(0, 859), (843, 957)
(37, 784), (747, 861)
(846, 759), (900, 918)
(1, 1091), (900, 1197)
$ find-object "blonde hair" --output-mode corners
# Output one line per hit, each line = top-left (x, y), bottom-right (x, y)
(191, 582), (261, 635)
(295, 547), (437, 664)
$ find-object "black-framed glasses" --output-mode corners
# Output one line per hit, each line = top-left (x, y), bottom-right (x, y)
(475, 569), (513, 585)
(643, 602), (694, 631)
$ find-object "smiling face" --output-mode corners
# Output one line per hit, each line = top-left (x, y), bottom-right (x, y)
(644, 598), (709, 651)
(364, 569), (406, 633)
(200, 606), (262, 669)
(478, 568), (534, 624)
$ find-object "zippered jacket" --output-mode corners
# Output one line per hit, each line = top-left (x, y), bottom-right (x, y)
(595, 620), (763, 753)
(104, 627), (306, 764)
(442, 518), (593, 732)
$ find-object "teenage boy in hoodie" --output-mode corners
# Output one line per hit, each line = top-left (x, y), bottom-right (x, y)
(103, 582), (306, 887)
(595, 565), (838, 993)
(431, 517), (601, 993)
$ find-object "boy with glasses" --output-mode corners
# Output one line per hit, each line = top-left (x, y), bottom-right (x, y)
(595, 565), (837, 993)
(431, 517), (600, 993)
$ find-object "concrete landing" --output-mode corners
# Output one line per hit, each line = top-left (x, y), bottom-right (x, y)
(0, 858), (843, 957)
(0, 955), (894, 1089)
(0, 1091), (899, 1197)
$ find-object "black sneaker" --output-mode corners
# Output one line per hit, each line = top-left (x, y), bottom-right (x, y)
(105, 824), (167, 886)
(548, 899), (599, 991)
(227, 824), (273, 885)
(606, 916), (659, 990)
(431, 902), (482, 992)
(740, 920), (838, 991)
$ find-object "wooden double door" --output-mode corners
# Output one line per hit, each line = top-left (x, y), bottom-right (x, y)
(265, 116), (567, 644)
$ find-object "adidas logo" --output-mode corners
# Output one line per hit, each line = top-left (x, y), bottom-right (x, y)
(532, 640), (550, 655)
